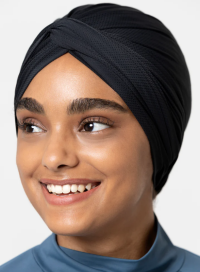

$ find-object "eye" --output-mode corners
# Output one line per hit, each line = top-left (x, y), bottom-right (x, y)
(79, 117), (114, 132)
(16, 116), (115, 134)
(17, 118), (43, 134)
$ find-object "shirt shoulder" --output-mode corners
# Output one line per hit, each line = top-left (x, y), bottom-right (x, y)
(176, 246), (200, 272)
(0, 246), (41, 272)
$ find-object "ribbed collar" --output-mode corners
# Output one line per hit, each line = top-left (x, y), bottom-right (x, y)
(33, 213), (185, 272)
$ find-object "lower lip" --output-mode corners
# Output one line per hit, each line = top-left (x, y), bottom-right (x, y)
(41, 183), (101, 206)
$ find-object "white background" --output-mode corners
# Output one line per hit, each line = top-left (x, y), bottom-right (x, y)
(0, 0), (199, 266)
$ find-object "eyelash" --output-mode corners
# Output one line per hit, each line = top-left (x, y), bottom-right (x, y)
(16, 117), (114, 134)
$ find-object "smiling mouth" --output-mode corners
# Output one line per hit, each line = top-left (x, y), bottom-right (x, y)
(41, 182), (101, 197)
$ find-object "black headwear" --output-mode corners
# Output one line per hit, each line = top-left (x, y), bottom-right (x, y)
(14, 3), (191, 194)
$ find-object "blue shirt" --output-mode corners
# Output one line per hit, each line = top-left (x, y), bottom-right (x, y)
(1, 214), (200, 271)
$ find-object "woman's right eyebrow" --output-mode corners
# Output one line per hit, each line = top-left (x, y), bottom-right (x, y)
(16, 97), (129, 115)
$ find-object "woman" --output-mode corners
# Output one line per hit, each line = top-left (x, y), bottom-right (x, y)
(1, 3), (199, 271)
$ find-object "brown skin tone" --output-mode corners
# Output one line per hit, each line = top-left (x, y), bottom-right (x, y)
(16, 52), (156, 260)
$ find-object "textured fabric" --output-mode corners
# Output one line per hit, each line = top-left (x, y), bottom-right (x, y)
(1, 213), (200, 271)
(14, 3), (191, 194)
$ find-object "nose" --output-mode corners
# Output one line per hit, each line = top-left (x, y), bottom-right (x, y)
(42, 132), (79, 172)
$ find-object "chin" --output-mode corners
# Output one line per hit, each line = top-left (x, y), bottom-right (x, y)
(42, 212), (91, 236)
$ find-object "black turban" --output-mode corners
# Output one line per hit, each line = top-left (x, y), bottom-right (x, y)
(14, 3), (191, 194)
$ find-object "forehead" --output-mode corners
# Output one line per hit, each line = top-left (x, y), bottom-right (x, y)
(22, 52), (130, 113)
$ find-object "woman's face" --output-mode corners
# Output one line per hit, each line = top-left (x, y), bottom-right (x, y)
(16, 53), (153, 237)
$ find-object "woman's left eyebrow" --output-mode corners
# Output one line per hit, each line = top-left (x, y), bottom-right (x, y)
(16, 97), (128, 115)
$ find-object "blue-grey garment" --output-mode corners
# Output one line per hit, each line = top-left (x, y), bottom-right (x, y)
(1, 214), (200, 271)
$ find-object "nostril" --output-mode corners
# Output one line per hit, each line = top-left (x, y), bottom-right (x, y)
(58, 164), (67, 169)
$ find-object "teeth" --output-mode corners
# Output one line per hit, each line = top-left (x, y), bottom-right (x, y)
(71, 184), (78, 193)
(47, 184), (52, 192)
(86, 183), (92, 191)
(51, 184), (55, 192)
(77, 184), (85, 193)
(46, 182), (97, 194)
(55, 185), (63, 194)
(63, 184), (70, 194)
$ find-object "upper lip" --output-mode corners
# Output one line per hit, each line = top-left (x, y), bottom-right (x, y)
(40, 178), (101, 186)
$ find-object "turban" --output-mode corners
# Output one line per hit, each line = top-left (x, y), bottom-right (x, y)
(14, 3), (191, 194)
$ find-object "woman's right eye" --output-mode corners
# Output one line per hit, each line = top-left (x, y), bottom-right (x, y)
(24, 123), (43, 133)
(17, 119), (43, 134)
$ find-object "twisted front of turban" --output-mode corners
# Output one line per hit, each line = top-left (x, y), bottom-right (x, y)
(14, 3), (191, 194)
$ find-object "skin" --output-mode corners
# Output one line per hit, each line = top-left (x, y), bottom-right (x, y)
(16, 52), (157, 260)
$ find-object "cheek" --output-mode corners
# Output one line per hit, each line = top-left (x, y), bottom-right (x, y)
(16, 138), (43, 208)
(81, 131), (148, 213)
(16, 138), (40, 180)
(83, 131), (146, 187)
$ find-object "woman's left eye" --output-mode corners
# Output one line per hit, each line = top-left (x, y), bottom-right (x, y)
(79, 117), (114, 133)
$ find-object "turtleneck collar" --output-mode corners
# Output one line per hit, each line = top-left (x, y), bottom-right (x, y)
(32, 213), (185, 272)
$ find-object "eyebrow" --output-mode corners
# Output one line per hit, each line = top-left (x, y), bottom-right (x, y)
(16, 97), (129, 115)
